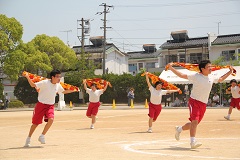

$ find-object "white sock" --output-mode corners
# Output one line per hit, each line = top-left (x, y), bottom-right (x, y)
(40, 134), (44, 137)
(26, 137), (31, 140)
(177, 126), (182, 132)
(149, 127), (152, 130)
(190, 137), (196, 143)
(227, 114), (231, 117)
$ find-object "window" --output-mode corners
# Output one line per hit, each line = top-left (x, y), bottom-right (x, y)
(129, 64), (137, 72)
(165, 55), (177, 63)
(138, 63), (143, 70)
(237, 48), (240, 60)
(237, 48), (240, 54)
(190, 53), (202, 63)
(146, 62), (156, 68)
(179, 54), (186, 63)
(222, 50), (235, 61)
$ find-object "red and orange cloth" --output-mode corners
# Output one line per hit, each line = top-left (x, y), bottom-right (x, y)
(165, 62), (236, 76)
(85, 78), (112, 89)
(22, 71), (79, 91)
(141, 72), (182, 94)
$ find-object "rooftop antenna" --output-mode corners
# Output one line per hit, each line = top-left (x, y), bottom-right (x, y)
(60, 30), (72, 46)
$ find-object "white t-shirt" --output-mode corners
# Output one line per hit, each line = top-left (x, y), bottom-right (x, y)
(149, 86), (168, 105)
(231, 86), (240, 98)
(187, 73), (219, 104)
(86, 88), (103, 102)
(35, 79), (64, 105)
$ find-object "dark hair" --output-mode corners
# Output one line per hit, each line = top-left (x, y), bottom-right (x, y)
(91, 83), (96, 87)
(154, 81), (163, 88)
(230, 79), (237, 84)
(198, 60), (211, 72)
(91, 83), (98, 89)
(50, 69), (61, 79)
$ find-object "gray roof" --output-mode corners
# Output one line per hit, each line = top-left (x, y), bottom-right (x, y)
(72, 43), (115, 53)
(212, 34), (240, 45)
(160, 37), (208, 49)
(160, 33), (240, 50)
(127, 51), (160, 59)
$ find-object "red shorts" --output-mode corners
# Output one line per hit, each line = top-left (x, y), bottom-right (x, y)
(188, 98), (206, 124)
(86, 102), (100, 117)
(230, 98), (240, 109)
(148, 102), (162, 121)
(32, 102), (55, 125)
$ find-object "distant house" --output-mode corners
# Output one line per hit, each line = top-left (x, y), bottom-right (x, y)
(160, 30), (240, 71)
(0, 71), (17, 100)
(127, 44), (160, 74)
(72, 36), (128, 75)
(209, 34), (240, 63)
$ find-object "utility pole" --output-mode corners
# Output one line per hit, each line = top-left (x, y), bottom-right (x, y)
(77, 18), (90, 53)
(60, 30), (72, 46)
(97, 3), (113, 75)
(217, 21), (221, 35)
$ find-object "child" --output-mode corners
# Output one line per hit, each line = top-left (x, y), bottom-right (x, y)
(224, 79), (240, 120)
(145, 72), (179, 133)
(83, 79), (109, 129)
(127, 88), (134, 106)
(24, 69), (77, 147)
(167, 60), (233, 149)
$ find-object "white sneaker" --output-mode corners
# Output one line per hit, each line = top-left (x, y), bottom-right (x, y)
(147, 128), (152, 133)
(24, 137), (31, 147)
(175, 126), (181, 141)
(90, 124), (94, 129)
(38, 135), (45, 144)
(190, 141), (202, 149)
(224, 116), (230, 120)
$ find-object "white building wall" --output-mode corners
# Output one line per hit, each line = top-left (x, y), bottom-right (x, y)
(210, 45), (240, 61)
(106, 50), (128, 75)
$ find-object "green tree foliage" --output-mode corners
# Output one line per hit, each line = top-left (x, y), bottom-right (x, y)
(28, 34), (78, 71)
(0, 82), (3, 101)
(0, 14), (23, 82)
(14, 77), (38, 104)
(64, 53), (96, 103)
(3, 50), (27, 81)
(0, 14), (23, 60)
(24, 50), (52, 74)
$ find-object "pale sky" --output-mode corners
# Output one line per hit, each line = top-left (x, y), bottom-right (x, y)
(1, 0), (240, 52)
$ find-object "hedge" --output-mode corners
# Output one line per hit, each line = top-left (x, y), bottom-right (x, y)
(9, 100), (24, 108)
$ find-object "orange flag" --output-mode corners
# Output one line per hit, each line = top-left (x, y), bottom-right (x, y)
(141, 72), (182, 94)
(165, 62), (236, 76)
(86, 78), (112, 89)
(22, 71), (79, 91)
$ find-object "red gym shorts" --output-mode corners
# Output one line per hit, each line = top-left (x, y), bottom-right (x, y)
(148, 102), (162, 121)
(188, 97), (206, 124)
(86, 102), (100, 117)
(230, 98), (240, 110)
(32, 102), (55, 125)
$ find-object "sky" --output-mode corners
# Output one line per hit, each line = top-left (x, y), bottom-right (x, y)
(1, 0), (240, 52)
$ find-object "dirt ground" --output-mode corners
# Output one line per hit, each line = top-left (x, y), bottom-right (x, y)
(0, 105), (240, 160)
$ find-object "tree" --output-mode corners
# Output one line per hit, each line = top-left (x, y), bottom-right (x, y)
(14, 77), (38, 104)
(0, 14), (23, 67)
(64, 52), (96, 103)
(3, 50), (27, 81)
(29, 34), (78, 71)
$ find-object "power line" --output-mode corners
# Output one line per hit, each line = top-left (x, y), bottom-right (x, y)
(108, 24), (240, 32)
(114, 0), (239, 8)
(109, 12), (240, 22)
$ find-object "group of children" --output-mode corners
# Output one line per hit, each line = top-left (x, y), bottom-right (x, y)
(23, 60), (239, 149)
